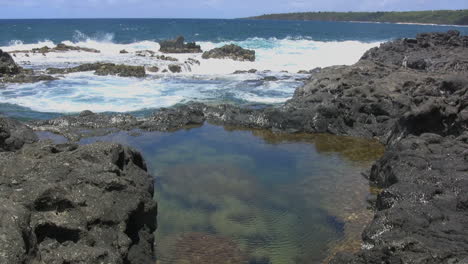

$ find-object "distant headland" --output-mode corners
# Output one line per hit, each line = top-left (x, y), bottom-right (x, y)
(244, 10), (468, 26)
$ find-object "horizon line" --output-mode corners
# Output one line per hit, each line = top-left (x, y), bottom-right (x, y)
(1, 9), (467, 20)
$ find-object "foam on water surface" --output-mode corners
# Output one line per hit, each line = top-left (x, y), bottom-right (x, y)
(0, 36), (379, 113)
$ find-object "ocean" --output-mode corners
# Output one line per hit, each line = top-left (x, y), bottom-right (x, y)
(1, 18), (467, 119)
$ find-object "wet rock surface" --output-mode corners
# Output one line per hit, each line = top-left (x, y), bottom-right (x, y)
(202, 44), (256, 61)
(168, 64), (182, 73)
(11, 44), (100, 54)
(0, 49), (58, 83)
(47, 62), (147, 77)
(1, 74), (58, 83)
(0, 49), (22, 75)
(29, 31), (468, 263)
(159, 36), (202, 53)
(0, 117), (157, 264)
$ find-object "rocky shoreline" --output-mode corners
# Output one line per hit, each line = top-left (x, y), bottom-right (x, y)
(1, 30), (467, 263)
(0, 117), (157, 263)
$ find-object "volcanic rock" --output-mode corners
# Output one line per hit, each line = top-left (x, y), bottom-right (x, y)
(159, 36), (202, 53)
(0, 140), (157, 264)
(202, 44), (255, 61)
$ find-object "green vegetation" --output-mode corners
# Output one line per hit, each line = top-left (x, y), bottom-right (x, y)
(246, 10), (468, 25)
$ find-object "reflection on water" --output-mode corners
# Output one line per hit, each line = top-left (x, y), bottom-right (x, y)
(44, 124), (384, 263)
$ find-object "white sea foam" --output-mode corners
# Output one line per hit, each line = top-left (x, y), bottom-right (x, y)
(1, 35), (380, 73)
(0, 35), (380, 113)
(0, 71), (300, 113)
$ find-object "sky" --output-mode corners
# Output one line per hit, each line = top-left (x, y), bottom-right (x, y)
(0, 0), (467, 19)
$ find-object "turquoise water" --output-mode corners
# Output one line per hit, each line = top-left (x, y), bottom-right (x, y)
(1, 19), (467, 120)
(37, 124), (386, 263)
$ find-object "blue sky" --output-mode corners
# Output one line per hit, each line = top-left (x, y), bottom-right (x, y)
(0, 0), (467, 19)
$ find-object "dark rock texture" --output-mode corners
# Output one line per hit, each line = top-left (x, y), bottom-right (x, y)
(0, 141), (157, 264)
(168, 64), (182, 73)
(159, 36), (202, 53)
(0, 116), (38, 151)
(0, 50), (57, 83)
(331, 133), (468, 264)
(48, 63), (146, 78)
(362, 30), (468, 73)
(0, 115), (157, 264)
(95, 64), (146, 77)
(0, 49), (21, 75)
(1, 74), (58, 83)
(11, 44), (100, 54)
(202, 44), (256, 61)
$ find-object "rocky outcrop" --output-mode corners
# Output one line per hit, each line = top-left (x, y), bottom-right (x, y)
(168, 64), (182, 73)
(30, 31), (468, 263)
(47, 63), (146, 78)
(11, 44), (100, 54)
(361, 30), (468, 72)
(331, 133), (468, 264)
(159, 36), (202, 53)
(1, 74), (58, 83)
(95, 64), (146, 77)
(233, 69), (257, 74)
(0, 116), (157, 264)
(147, 66), (159, 73)
(202, 44), (255, 61)
(0, 49), (21, 75)
(0, 50), (57, 83)
(0, 116), (38, 151)
(0, 142), (157, 264)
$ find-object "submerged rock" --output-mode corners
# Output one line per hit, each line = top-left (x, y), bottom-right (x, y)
(0, 141), (156, 264)
(159, 36), (202, 53)
(262, 76), (278, 81)
(202, 44), (255, 61)
(170, 233), (248, 264)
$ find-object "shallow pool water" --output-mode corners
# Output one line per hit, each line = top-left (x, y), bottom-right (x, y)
(38, 124), (384, 263)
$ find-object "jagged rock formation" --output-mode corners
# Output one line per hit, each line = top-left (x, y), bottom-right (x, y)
(0, 49), (22, 75)
(159, 36), (202, 53)
(0, 116), (157, 264)
(202, 44), (256, 61)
